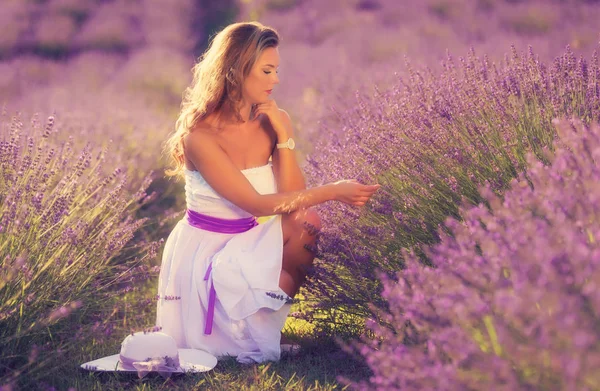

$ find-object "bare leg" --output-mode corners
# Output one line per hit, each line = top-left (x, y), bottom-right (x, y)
(278, 269), (296, 297)
(278, 208), (322, 297)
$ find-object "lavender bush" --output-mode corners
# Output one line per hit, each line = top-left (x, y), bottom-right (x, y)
(0, 111), (162, 389)
(296, 44), (600, 334)
(348, 118), (600, 390)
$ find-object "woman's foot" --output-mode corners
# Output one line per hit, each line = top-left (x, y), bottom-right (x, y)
(281, 343), (301, 355)
(280, 333), (301, 356)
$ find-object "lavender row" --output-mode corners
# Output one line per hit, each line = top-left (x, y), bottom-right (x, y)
(297, 44), (599, 333)
(0, 112), (163, 389)
(347, 118), (600, 390)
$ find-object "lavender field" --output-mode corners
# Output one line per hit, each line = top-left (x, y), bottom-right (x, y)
(1, 0), (599, 390)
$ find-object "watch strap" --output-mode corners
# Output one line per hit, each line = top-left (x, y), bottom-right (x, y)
(276, 137), (294, 149)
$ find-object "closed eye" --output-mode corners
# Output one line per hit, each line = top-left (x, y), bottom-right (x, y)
(264, 70), (279, 75)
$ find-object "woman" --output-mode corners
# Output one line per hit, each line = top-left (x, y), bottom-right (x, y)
(156, 21), (380, 364)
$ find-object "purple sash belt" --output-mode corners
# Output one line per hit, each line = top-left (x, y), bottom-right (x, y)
(186, 209), (258, 335)
(186, 209), (258, 234)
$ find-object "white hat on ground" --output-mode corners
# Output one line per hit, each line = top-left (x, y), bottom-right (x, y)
(80, 329), (217, 379)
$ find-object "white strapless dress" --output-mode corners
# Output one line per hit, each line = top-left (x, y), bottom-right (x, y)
(155, 162), (292, 364)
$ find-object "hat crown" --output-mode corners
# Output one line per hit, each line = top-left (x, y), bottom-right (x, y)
(120, 331), (179, 361)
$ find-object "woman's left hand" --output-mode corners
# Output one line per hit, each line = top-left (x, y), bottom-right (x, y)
(254, 100), (287, 136)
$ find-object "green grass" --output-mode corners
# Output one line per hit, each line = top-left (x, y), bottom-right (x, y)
(20, 275), (371, 390)
(54, 332), (370, 390)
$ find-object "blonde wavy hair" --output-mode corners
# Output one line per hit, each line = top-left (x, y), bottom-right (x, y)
(163, 21), (280, 178)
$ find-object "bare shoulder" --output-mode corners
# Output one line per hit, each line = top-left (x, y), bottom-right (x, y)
(184, 119), (213, 140)
(184, 128), (212, 151)
(183, 119), (221, 168)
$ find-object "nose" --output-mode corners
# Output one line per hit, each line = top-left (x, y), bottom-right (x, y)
(273, 72), (280, 85)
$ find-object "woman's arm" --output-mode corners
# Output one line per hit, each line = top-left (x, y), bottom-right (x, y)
(184, 131), (335, 217)
(270, 109), (306, 192)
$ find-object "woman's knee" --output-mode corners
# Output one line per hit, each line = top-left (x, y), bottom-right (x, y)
(283, 208), (322, 239)
(301, 208), (322, 237)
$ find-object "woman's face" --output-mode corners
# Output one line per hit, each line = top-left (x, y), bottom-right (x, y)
(242, 46), (280, 104)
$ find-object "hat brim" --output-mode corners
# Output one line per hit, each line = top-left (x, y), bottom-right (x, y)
(80, 349), (217, 373)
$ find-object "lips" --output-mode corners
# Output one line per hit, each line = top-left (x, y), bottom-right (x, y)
(266, 89), (272, 94)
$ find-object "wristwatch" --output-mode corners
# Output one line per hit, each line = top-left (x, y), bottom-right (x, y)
(276, 137), (296, 150)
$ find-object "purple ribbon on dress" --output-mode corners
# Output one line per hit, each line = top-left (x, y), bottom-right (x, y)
(186, 209), (258, 234)
(186, 209), (258, 335)
(119, 354), (180, 379)
(203, 262), (216, 335)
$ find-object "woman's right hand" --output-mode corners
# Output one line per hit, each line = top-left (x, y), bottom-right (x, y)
(331, 179), (381, 207)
